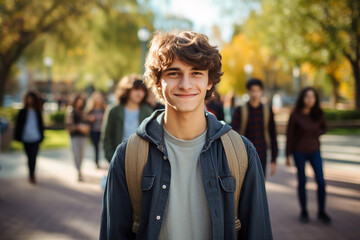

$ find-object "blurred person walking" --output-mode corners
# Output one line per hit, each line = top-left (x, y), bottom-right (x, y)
(14, 91), (44, 184)
(102, 74), (153, 162)
(86, 91), (106, 169)
(206, 91), (225, 121)
(224, 93), (235, 124)
(286, 87), (331, 224)
(231, 79), (278, 177)
(146, 89), (165, 111)
(65, 95), (89, 181)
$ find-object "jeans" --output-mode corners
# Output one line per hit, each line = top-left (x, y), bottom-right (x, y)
(292, 150), (326, 212)
(23, 142), (40, 178)
(90, 131), (101, 165)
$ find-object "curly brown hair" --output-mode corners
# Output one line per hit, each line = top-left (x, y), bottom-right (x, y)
(144, 31), (223, 103)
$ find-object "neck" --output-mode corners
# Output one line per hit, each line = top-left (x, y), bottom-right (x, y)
(125, 101), (140, 111)
(94, 103), (102, 109)
(302, 107), (311, 114)
(163, 107), (207, 140)
(249, 99), (261, 108)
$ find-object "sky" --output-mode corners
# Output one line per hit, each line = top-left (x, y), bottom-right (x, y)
(146, 0), (260, 43)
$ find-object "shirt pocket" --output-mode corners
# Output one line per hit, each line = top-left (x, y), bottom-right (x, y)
(141, 175), (155, 191)
(218, 175), (236, 192)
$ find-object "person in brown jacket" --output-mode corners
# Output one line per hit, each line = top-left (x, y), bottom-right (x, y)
(286, 87), (331, 224)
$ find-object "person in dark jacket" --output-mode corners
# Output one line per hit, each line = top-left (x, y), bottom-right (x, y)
(100, 31), (272, 240)
(206, 91), (225, 121)
(286, 87), (331, 224)
(14, 91), (44, 184)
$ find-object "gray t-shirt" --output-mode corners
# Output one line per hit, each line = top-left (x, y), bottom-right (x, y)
(122, 107), (139, 141)
(159, 127), (212, 240)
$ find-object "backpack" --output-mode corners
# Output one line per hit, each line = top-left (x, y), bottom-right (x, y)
(125, 130), (248, 236)
(239, 104), (271, 149)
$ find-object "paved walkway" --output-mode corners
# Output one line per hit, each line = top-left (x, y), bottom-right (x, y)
(0, 135), (359, 239)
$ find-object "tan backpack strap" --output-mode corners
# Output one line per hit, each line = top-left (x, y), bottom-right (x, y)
(221, 130), (248, 234)
(125, 133), (149, 233)
(263, 104), (271, 149)
(239, 105), (248, 135)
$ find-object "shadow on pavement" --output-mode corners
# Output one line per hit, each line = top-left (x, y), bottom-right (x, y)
(0, 177), (103, 239)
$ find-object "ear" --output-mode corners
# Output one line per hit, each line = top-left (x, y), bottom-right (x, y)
(207, 82), (213, 91)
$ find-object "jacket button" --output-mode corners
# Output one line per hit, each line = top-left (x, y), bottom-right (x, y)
(162, 184), (167, 189)
(156, 215), (161, 220)
(163, 155), (167, 160)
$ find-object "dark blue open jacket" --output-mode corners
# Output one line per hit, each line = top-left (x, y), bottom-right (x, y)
(100, 110), (272, 240)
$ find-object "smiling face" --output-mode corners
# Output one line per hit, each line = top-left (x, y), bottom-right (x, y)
(159, 58), (212, 114)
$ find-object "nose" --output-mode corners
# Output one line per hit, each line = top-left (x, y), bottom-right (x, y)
(178, 74), (192, 90)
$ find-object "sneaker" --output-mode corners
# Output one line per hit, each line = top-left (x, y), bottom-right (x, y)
(299, 210), (310, 223)
(78, 172), (84, 182)
(29, 176), (36, 184)
(318, 211), (332, 224)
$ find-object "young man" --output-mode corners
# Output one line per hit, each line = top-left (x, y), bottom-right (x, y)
(100, 31), (272, 239)
(231, 79), (278, 177)
(102, 74), (153, 162)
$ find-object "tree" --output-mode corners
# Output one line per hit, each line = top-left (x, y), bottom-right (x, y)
(0, 0), (156, 103)
(219, 33), (292, 97)
(244, 0), (360, 108)
(0, 0), (95, 106)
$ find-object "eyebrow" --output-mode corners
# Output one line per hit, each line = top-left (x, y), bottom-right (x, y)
(163, 67), (206, 72)
(163, 68), (180, 72)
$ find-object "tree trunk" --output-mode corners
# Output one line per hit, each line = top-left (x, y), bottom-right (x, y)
(350, 61), (360, 109)
(329, 74), (340, 107)
(0, 64), (11, 107)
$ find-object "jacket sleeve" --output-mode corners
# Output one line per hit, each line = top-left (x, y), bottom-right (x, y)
(238, 137), (273, 240)
(64, 107), (76, 133)
(100, 142), (136, 240)
(103, 107), (117, 162)
(285, 113), (295, 157)
(269, 107), (278, 163)
(37, 110), (45, 142)
(319, 114), (327, 136)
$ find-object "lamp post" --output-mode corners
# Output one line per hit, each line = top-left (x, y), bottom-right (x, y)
(244, 64), (253, 81)
(137, 27), (151, 74)
(43, 57), (53, 100)
(293, 65), (300, 94)
(85, 73), (94, 97)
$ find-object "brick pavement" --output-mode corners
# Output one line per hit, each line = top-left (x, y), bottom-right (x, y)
(0, 135), (359, 240)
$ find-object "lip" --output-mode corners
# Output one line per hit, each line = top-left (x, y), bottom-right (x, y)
(174, 93), (198, 98)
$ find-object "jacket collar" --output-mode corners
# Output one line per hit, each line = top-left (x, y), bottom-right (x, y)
(136, 109), (231, 152)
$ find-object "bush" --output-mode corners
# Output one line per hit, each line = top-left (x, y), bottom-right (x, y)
(324, 109), (360, 121)
(49, 110), (65, 126)
(0, 107), (19, 124)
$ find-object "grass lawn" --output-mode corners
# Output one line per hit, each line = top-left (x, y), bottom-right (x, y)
(327, 127), (360, 135)
(10, 129), (70, 151)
